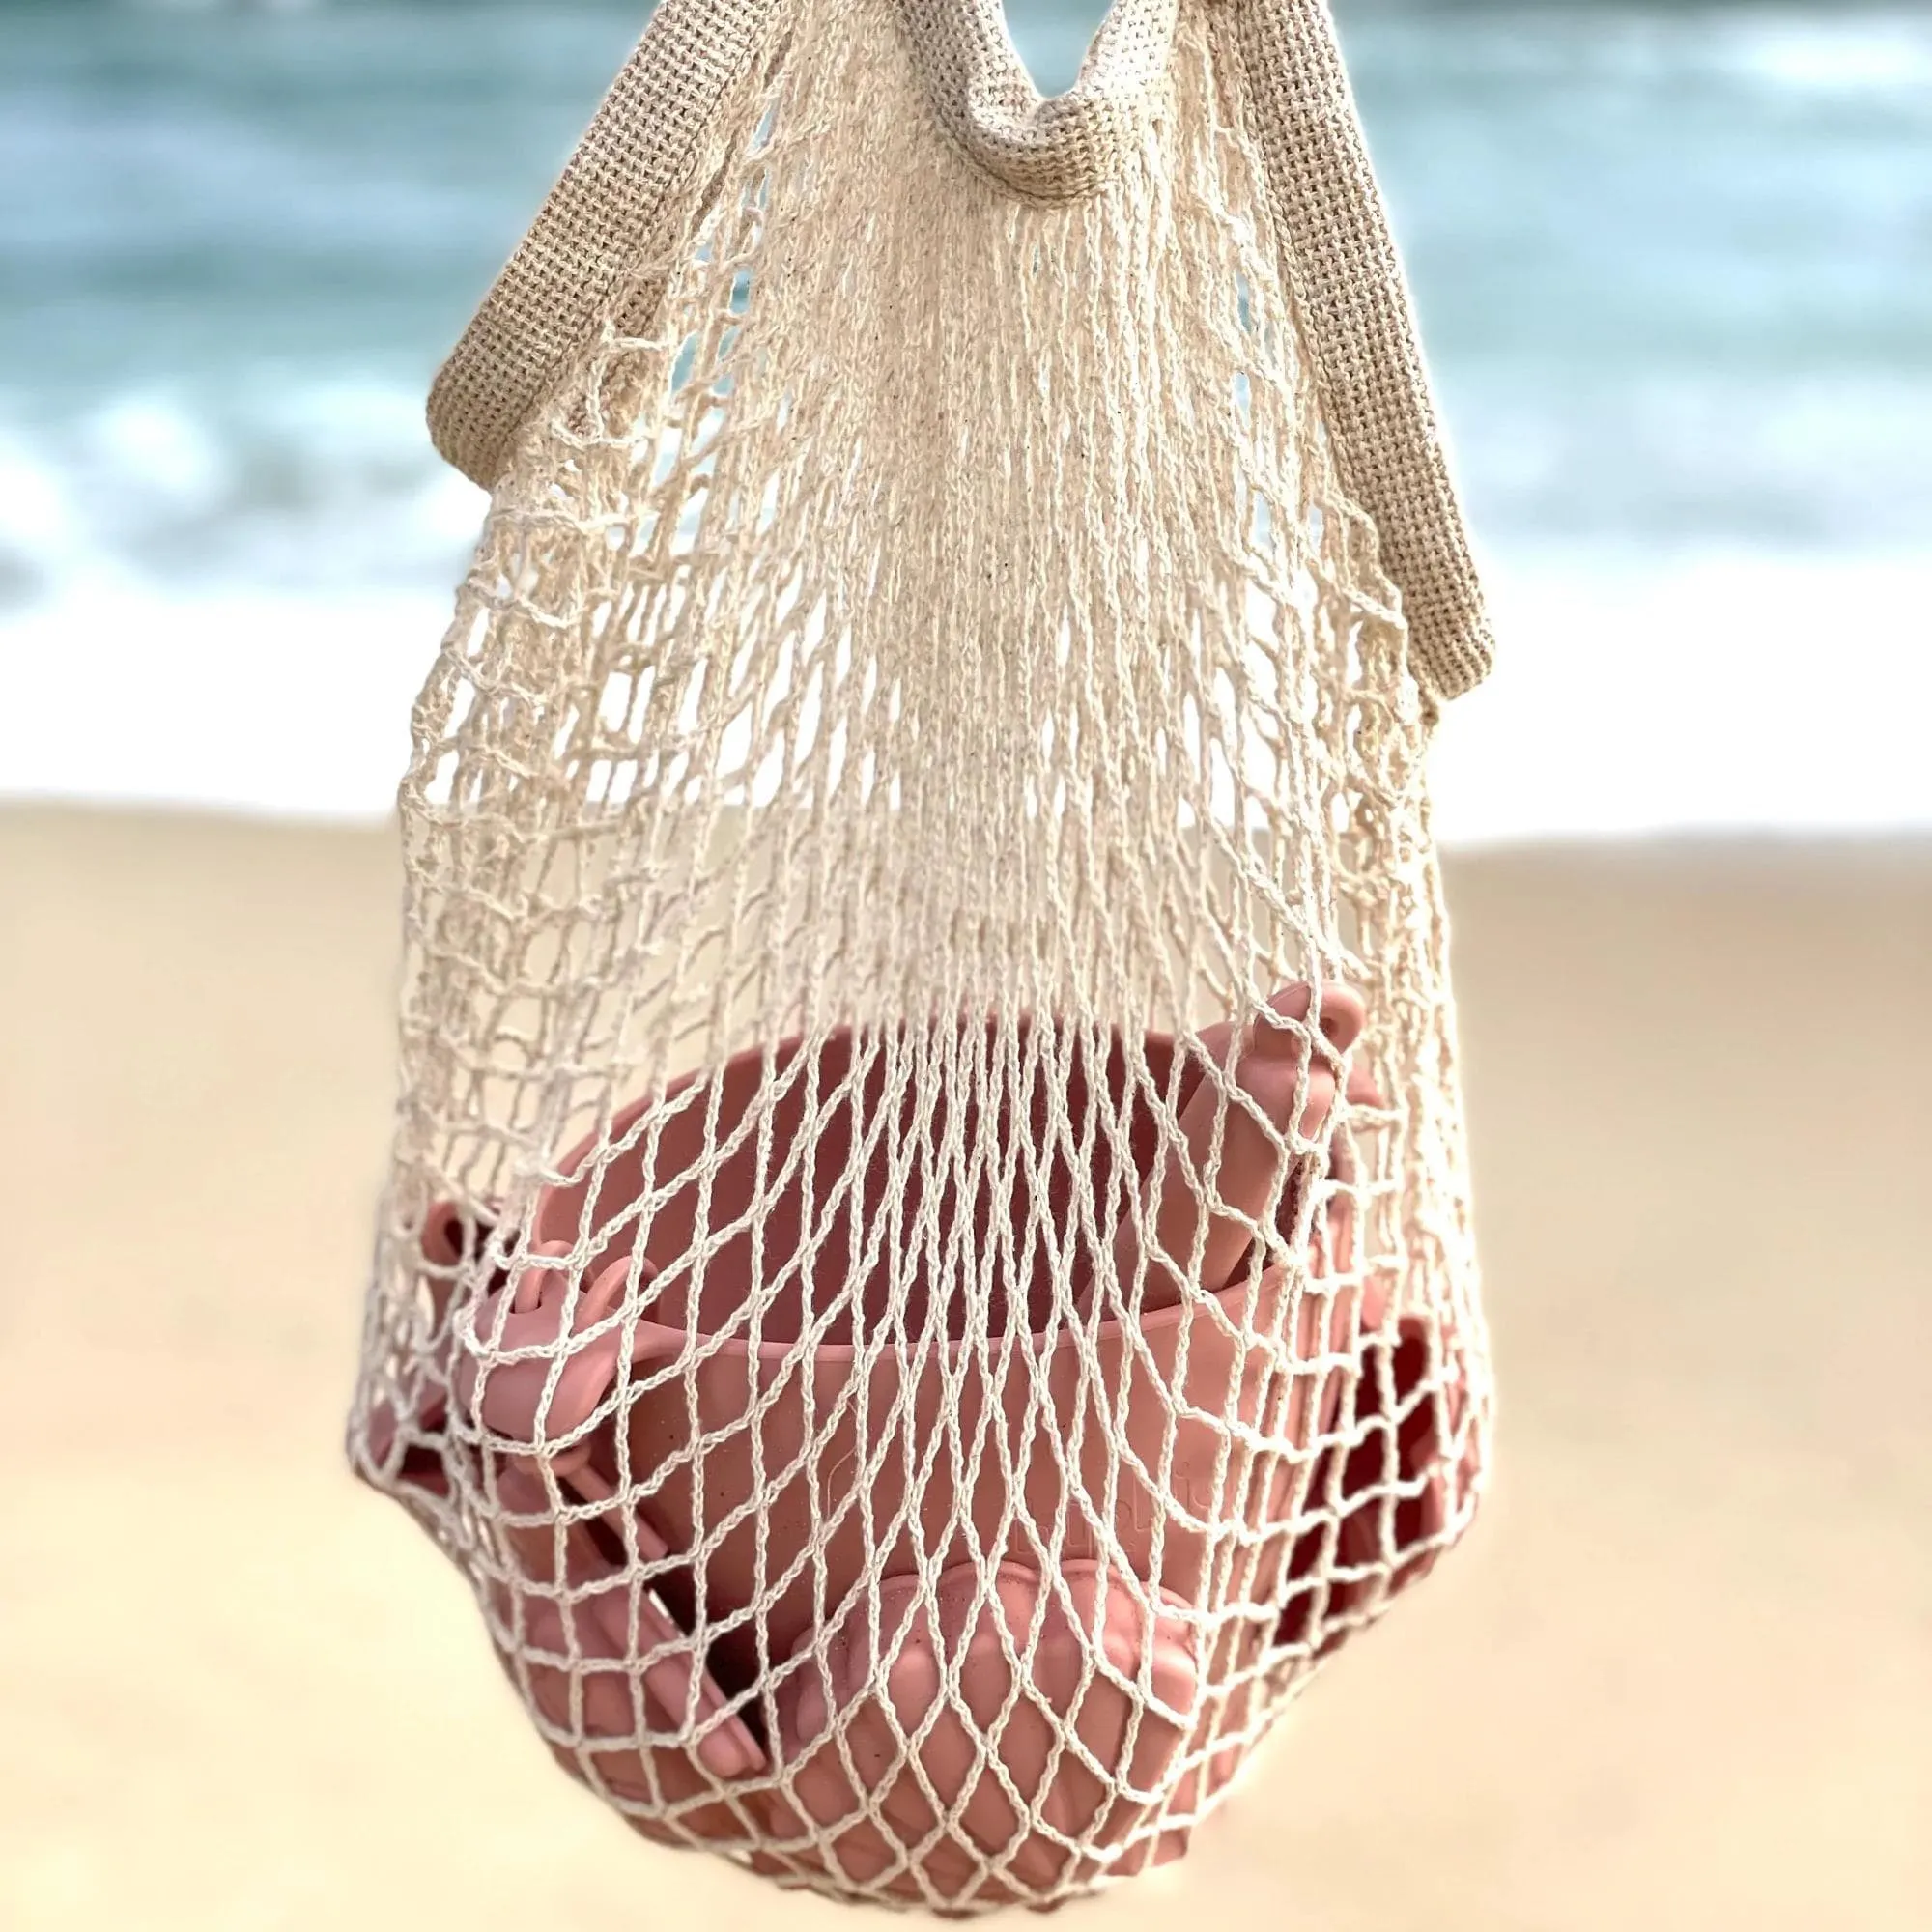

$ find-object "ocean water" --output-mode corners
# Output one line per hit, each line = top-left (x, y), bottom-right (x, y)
(2, 0), (1928, 838)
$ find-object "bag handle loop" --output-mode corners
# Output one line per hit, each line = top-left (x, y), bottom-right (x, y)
(893, 0), (1180, 201)
(426, 0), (1493, 704)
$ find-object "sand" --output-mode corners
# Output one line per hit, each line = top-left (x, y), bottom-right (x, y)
(3, 806), (1927, 1931)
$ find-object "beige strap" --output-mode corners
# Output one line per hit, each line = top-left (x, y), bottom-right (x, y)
(1233, 0), (1493, 702)
(426, 0), (784, 489)
(425, 0), (1492, 701)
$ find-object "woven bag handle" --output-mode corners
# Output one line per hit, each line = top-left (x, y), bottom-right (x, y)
(425, 0), (1492, 703)
(425, 0), (784, 494)
(1228, 0), (1494, 702)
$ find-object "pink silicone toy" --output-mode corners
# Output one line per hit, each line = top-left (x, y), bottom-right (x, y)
(363, 985), (1475, 1903)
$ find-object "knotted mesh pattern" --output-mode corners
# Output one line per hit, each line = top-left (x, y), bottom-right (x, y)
(350, 0), (1490, 1908)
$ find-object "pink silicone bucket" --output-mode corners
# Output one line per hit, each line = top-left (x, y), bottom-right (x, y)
(359, 992), (1475, 1905)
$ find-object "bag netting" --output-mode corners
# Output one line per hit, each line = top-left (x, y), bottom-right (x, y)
(349, 0), (1494, 1910)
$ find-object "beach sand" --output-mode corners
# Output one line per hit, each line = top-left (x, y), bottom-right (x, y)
(3, 806), (1927, 1930)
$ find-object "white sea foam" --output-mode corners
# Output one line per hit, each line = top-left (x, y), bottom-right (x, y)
(1719, 14), (1932, 97)
(1431, 548), (1932, 843)
(0, 584), (448, 821)
(5, 550), (1928, 842)
(0, 385), (483, 610)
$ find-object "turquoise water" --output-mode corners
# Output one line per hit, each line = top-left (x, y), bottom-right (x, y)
(3, 0), (1929, 831)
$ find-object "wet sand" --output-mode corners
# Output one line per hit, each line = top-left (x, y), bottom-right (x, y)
(3, 806), (1927, 1930)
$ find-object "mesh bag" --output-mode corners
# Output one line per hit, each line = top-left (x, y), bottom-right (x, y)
(349, 0), (1496, 1909)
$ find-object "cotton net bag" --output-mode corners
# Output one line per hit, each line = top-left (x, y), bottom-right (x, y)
(349, 0), (1496, 1909)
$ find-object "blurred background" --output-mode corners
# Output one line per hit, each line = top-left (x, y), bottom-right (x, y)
(4, 0), (1930, 833)
(2, 4), (1928, 1930)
